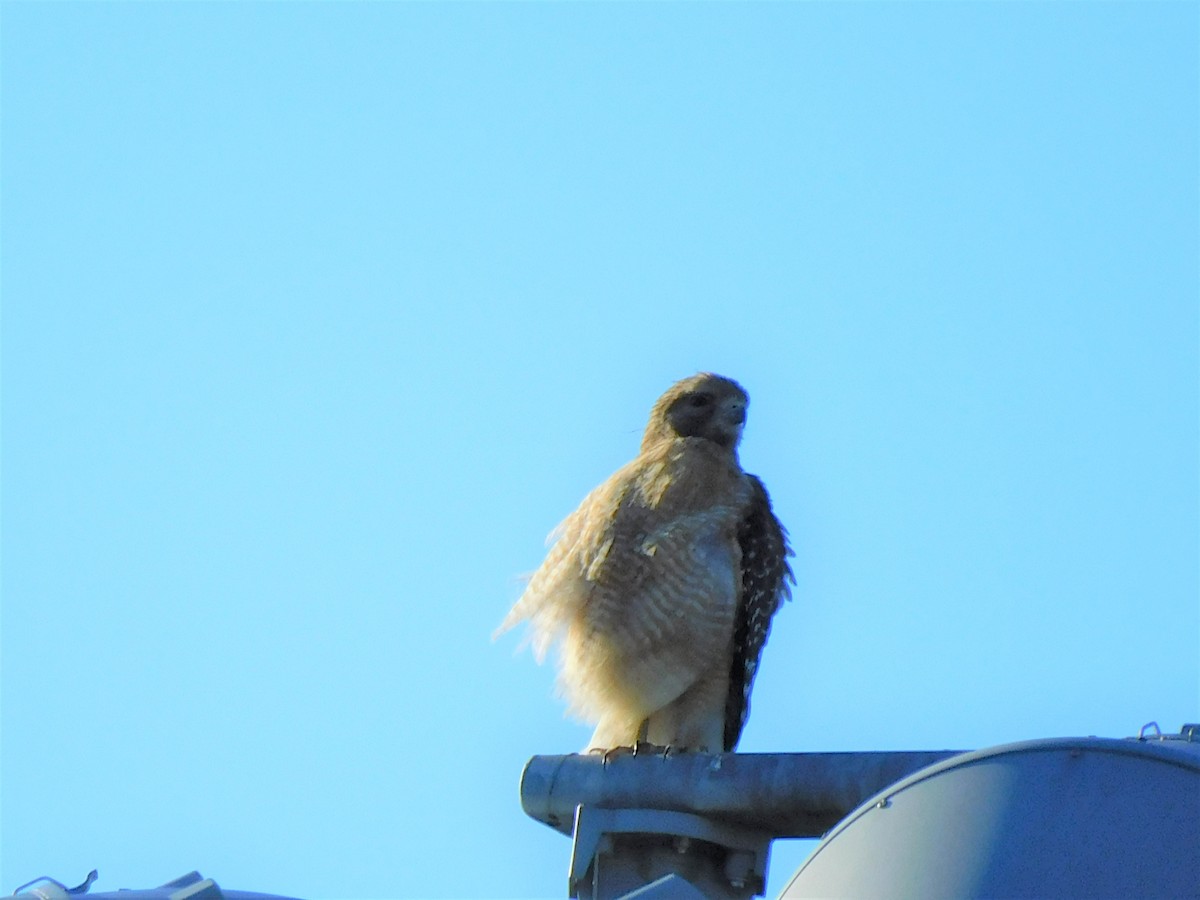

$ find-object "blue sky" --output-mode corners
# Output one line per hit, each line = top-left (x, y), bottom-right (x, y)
(2, 3), (1196, 898)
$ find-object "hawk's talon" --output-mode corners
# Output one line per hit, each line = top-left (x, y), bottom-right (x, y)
(633, 740), (670, 757)
(600, 745), (636, 765)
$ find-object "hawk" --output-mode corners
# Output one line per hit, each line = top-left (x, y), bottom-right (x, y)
(497, 373), (793, 753)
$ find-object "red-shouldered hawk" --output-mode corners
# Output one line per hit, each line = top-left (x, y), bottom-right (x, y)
(497, 373), (793, 753)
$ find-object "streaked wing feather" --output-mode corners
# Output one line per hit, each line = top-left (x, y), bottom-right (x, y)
(724, 475), (794, 750)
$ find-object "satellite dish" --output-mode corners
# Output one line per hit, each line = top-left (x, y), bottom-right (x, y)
(781, 731), (1200, 899)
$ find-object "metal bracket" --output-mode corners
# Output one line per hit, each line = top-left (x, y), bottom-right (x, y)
(568, 805), (771, 900)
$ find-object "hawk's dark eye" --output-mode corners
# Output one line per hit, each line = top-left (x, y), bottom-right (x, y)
(689, 393), (712, 408)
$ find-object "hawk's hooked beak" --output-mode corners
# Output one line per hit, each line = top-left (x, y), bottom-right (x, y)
(716, 404), (746, 449)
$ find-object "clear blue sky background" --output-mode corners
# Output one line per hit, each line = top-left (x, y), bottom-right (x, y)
(3, 3), (1197, 899)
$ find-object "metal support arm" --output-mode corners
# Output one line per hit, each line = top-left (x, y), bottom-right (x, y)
(522, 750), (962, 837)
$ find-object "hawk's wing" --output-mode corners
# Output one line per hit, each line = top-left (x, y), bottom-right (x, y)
(724, 474), (794, 751)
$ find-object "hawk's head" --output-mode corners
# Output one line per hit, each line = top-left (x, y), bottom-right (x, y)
(643, 373), (749, 452)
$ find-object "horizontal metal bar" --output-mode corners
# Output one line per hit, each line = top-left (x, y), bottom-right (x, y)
(521, 750), (965, 839)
